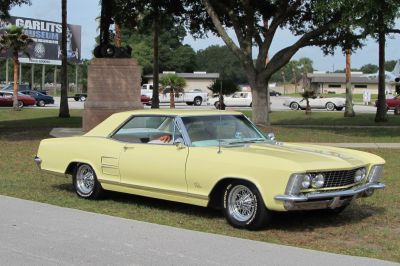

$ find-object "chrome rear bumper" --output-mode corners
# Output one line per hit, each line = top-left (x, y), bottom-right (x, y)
(275, 182), (385, 210)
(34, 156), (42, 170)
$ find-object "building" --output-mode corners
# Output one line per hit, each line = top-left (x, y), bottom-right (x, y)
(308, 72), (395, 94)
(144, 71), (220, 94)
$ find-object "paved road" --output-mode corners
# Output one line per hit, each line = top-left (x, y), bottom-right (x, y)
(25, 96), (380, 113)
(0, 196), (397, 266)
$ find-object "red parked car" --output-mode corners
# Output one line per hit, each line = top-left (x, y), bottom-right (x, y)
(385, 95), (400, 110)
(141, 94), (151, 106)
(0, 91), (36, 108)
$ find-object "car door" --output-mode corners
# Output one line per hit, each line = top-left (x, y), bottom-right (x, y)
(115, 115), (189, 194)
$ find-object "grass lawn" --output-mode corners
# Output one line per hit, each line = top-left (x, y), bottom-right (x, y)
(0, 108), (400, 262)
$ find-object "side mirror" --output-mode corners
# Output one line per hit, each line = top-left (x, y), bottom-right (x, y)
(174, 138), (186, 149)
(267, 133), (276, 141)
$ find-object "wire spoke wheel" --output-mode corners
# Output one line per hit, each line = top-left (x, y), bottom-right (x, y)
(76, 165), (95, 195)
(228, 185), (256, 222)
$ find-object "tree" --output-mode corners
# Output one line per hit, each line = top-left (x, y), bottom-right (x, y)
(59, 0), (70, 118)
(360, 64), (379, 74)
(208, 79), (239, 109)
(114, 0), (185, 109)
(0, 25), (33, 110)
(0, 0), (30, 18)
(196, 45), (247, 84)
(344, 49), (355, 117)
(185, 0), (364, 126)
(300, 89), (315, 115)
(159, 74), (186, 108)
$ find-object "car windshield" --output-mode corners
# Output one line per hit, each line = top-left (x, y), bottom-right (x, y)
(181, 115), (267, 147)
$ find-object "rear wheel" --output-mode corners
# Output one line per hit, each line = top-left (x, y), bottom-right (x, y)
(17, 101), (24, 108)
(326, 102), (336, 111)
(222, 181), (271, 230)
(37, 100), (45, 107)
(290, 102), (299, 110)
(79, 95), (87, 101)
(193, 97), (202, 106)
(73, 164), (103, 199)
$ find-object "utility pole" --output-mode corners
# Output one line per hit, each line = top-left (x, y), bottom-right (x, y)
(292, 67), (297, 93)
(41, 64), (46, 89)
(281, 70), (286, 94)
(75, 63), (79, 93)
(31, 64), (35, 88)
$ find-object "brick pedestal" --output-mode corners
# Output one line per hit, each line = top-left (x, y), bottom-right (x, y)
(83, 58), (143, 132)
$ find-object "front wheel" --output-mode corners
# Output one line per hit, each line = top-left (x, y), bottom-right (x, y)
(326, 102), (336, 111)
(222, 181), (271, 230)
(73, 164), (103, 199)
(79, 95), (87, 101)
(17, 100), (24, 108)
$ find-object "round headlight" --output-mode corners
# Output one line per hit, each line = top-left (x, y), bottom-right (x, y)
(312, 174), (325, 188)
(354, 168), (367, 182)
(301, 174), (311, 189)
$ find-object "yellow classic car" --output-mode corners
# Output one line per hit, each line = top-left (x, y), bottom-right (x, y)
(35, 110), (385, 229)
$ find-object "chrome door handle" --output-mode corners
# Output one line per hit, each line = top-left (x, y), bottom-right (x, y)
(123, 146), (135, 151)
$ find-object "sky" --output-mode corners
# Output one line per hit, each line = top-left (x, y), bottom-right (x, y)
(9, 0), (400, 72)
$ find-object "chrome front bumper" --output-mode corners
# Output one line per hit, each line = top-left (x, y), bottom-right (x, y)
(34, 156), (42, 170)
(275, 182), (385, 210)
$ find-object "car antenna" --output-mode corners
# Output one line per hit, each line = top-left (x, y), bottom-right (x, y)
(218, 114), (222, 154)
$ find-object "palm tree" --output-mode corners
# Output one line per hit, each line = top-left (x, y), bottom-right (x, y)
(344, 49), (355, 117)
(0, 25), (33, 110)
(300, 89), (315, 115)
(159, 74), (186, 108)
(59, 0), (70, 118)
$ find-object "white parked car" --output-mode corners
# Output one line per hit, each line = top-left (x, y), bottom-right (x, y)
(283, 96), (346, 111)
(209, 92), (252, 109)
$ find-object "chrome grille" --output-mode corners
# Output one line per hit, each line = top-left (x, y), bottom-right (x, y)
(307, 168), (361, 188)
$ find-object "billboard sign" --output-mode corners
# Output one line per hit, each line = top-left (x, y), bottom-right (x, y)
(0, 16), (81, 65)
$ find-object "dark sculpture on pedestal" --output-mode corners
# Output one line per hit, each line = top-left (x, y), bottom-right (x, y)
(93, 0), (132, 58)
(83, 0), (142, 132)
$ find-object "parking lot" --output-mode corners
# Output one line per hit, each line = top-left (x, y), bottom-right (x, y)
(23, 96), (379, 113)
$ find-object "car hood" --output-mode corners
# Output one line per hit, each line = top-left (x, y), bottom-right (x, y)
(222, 141), (377, 172)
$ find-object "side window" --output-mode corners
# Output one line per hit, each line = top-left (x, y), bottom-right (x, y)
(112, 116), (181, 144)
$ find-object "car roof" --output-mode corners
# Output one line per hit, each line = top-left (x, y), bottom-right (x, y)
(116, 109), (241, 117)
(85, 109), (243, 137)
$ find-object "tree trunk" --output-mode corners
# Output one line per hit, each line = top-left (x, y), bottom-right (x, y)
(251, 82), (270, 127)
(375, 31), (388, 122)
(170, 89), (175, 108)
(305, 99), (311, 115)
(151, 5), (160, 109)
(59, 0), (70, 118)
(344, 49), (355, 117)
(12, 52), (20, 111)
(115, 23), (121, 48)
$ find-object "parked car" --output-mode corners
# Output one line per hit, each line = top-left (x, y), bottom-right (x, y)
(141, 94), (151, 105)
(270, 90), (282, 96)
(20, 90), (54, 107)
(35, 110), (385, 229)
(141, 84), (208, 106)
(0, 91), (36, 108)
(1, 84), (47, 95)
(375, 95), (400, 110)
(283, 96), (346, 111)
(209, 92), (252, 109)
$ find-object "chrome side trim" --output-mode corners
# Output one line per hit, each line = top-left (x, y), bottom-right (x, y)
(275, 182), (385, 202)
(99, 179), (209, 201)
